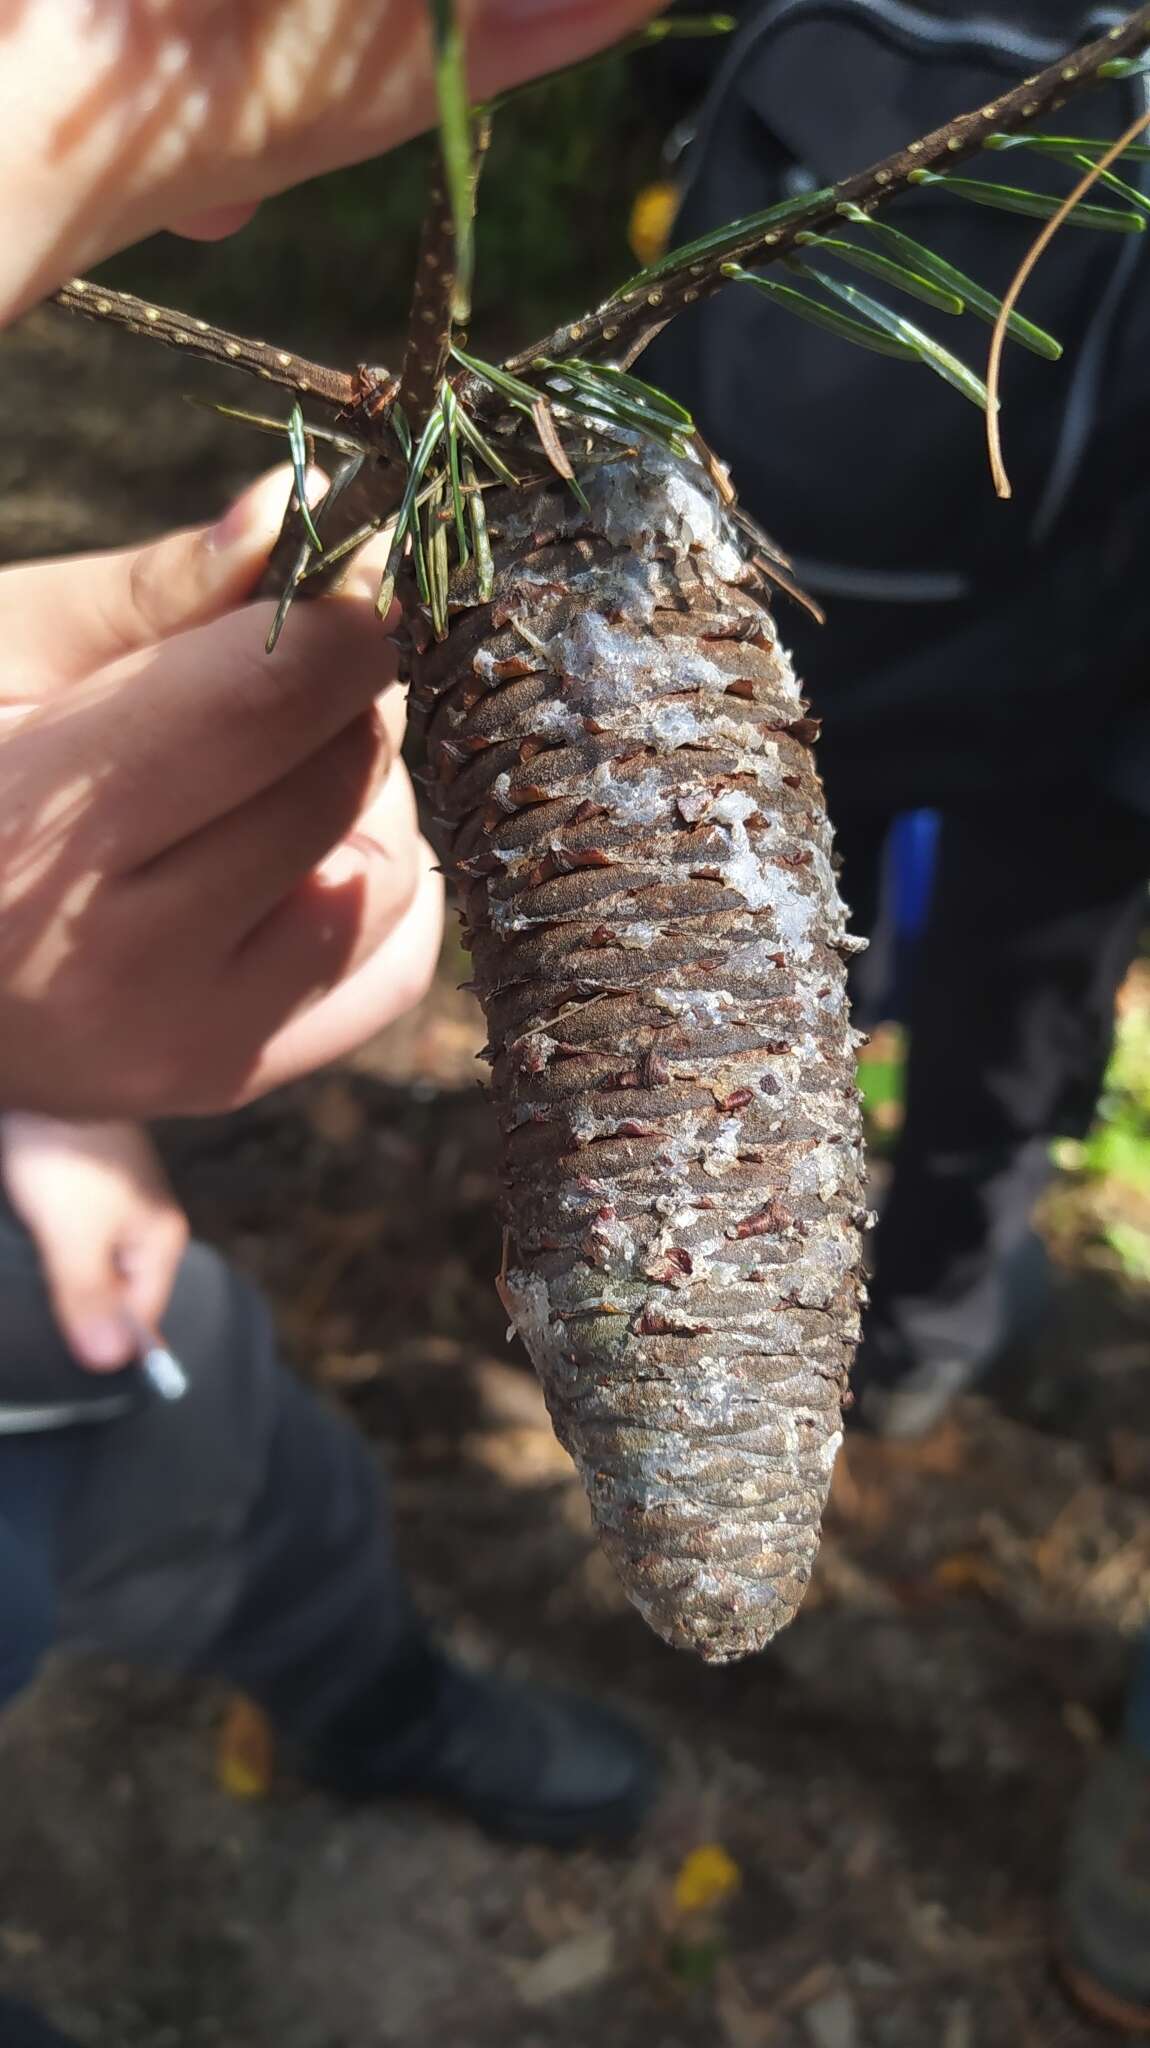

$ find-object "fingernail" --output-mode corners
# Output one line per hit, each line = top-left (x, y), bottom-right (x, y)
(205, 467), (328, 555)
(168, 201), (261, 243)
(205, 490), (263, 555)
(73, 1317), (134, 1370)
(318, 839), (371, 890)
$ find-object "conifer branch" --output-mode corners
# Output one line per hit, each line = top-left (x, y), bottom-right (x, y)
(44, 2), (1150, 626)
(50, 279), (359, 410)
(507, 3), (1150, 375)
(397, 119), (491, 428)
(397, 150), (461, 428)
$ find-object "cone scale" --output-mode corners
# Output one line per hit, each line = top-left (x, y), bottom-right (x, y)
(411, 443), (866, 1661)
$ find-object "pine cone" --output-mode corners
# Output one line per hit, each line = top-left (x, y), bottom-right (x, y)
(411, 443), (866, 1662)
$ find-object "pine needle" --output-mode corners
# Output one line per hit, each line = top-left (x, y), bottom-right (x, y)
(429, 0), (475, 323)
(987, 105), (1150, 498)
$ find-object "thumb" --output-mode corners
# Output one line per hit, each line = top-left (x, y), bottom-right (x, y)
(36, 1223), (138, 1373)
(0, 465), (320, 692)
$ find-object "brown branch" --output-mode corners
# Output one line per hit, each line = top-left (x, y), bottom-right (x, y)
(397, 118), (491, 429)
(506, 3), (1150, 376)
(51, 279), (358, 411)
(41, 7), (1150, 616)
(985, 102), (1150, 496)
(396, 150), (458, 428)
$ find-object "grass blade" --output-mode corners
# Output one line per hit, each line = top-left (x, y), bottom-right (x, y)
(380, 407), (446, 611)
(185, 397), (366, 455)
(287, 403), (323, 553)
(441, 386), (471, 562)
(464, 455), (494, 601)
(391, 402), (413, 462)
(428, 0), (475, 322)
(1099, 54), (1150, 79)
(793, 232), (964, 313)
(410, 501), (431, 608)
(1069, 157), (1150, 218)
(985, 130), (1150, 164)
(837, 205), (1062, 359)
(301, 518), (384, 577)
(794, 262), (990, 407)
(451, 400), (521, 485)
(452, 346), (543, 413)
(909, 168), (1146, 232)
(539, 358), (695, 430)
(614, 187), (834, 292)
(722, 262), (920, 357)
(538, 358), (694, 451)
(427, 477), (450, 639)
(374, 514), (402, 620)
(265, 451), (366, 653)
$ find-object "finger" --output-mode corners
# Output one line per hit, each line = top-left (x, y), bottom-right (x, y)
(118, 1210), (190, 1335)
(468, 0), (659, 113)
(154, 0), (660, 224)
(228, 753), (426, 998)
(0, 466), (314, 690)
(170, 202), (262, 240)
(73, 593), (400, 868)
(131, 708), (392, 948)
(33, 1216), (137, 1372)
(234, 841), (445, 1103)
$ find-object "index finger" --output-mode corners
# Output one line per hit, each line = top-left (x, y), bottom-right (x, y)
(12, 590), (402, 877)
(0, 467), (310, 695)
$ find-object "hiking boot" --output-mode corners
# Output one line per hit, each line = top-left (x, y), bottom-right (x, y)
(847, 1228), (1051, 1442)
(848, 1356), (973, 1441)
(301, 1645), (659, 1848)
(1060, 1743), (1150, 2031)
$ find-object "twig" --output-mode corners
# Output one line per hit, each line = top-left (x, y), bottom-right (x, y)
(49, 12), (1150, 436)
(51, 279), (358, 410)
(986, 102), (1150, 496)
(397, 150), (460, 429)
(398, 119), (491, 429)
(507, 4), (1150, 375)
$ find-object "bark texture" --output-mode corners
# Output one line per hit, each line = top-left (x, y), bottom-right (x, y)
(411, 444), (866, 1661)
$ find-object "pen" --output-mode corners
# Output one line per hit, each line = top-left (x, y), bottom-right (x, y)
(122, 1309), (189, 1403)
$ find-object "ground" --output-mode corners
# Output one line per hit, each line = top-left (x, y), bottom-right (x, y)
(1, 300), (1149, 2048)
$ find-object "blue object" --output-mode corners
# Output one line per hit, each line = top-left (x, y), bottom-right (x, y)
(890, 809), (941, 943)
(876, 809), (940, 1025)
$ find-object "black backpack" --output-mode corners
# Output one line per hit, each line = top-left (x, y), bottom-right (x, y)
(643, 1), (1150, 808)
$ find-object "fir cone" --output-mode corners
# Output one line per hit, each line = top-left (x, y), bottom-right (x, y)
(410, 442), (866, 1661)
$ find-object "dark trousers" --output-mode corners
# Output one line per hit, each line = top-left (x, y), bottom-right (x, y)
(828, 780), (1150, 1393)
(0, 1210), (416, 1735)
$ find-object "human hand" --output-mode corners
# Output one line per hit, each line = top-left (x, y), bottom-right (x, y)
(0, 466), (443, 1119)
(4, 0), (658, 321)
(0, 1115), (188, 1370)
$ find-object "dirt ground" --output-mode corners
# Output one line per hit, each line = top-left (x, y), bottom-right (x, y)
(2, 301), (1150, 2048)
